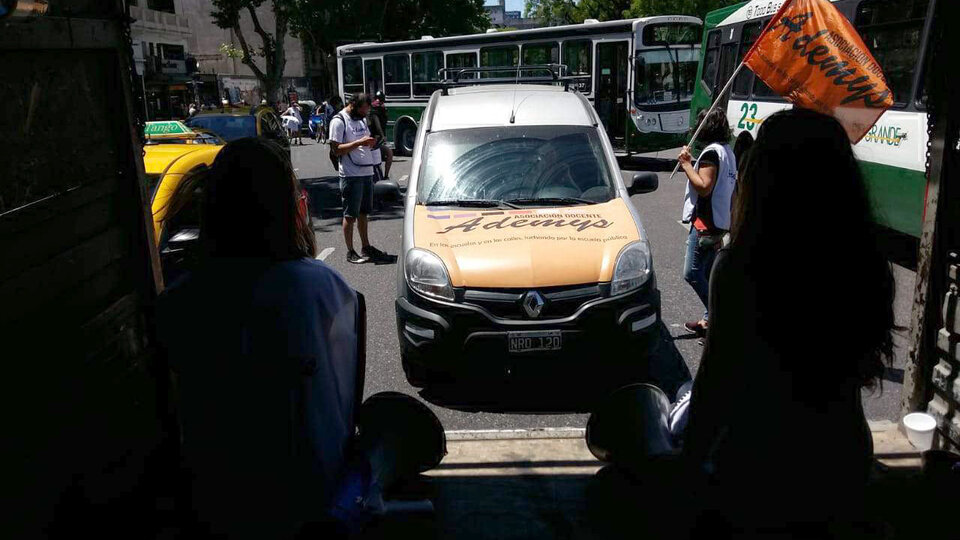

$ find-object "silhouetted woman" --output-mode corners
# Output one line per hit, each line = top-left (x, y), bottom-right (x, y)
(684, 108), (894, 532)
(156, 138), (361, 538)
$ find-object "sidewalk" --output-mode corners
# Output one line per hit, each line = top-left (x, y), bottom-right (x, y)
(416, 423), (921, 539)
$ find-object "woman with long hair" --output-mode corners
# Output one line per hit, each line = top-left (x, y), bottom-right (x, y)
(684, 108), (895, 530)
(156, 138), (361, 538)
(678, 108), (737, 336)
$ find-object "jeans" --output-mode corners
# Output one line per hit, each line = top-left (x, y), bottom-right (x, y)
(683, 226), (718, 321)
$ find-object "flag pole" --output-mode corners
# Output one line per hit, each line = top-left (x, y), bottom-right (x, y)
(669, 61), (747, 180)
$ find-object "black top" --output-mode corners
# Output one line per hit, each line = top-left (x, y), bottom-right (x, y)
(693, 149), (719, 231)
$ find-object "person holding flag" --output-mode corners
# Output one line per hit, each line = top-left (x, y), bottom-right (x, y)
(678, 108), (737, 338)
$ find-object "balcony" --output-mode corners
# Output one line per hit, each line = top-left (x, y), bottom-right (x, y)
(129, 5), (190, 35)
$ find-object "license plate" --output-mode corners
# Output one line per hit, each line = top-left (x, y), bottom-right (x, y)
(508, 330), (562, 353)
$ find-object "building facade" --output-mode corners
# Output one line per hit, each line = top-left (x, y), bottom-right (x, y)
(485, 0), (540, 30)
(128, 0), (311, 120)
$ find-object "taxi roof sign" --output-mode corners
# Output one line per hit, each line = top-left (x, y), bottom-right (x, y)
(144, 121), (192, 136)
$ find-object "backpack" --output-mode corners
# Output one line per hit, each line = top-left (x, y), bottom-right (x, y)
(328, 112), (344, 169)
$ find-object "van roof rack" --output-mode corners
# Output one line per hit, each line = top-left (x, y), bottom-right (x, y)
(437, 64), (588, 94)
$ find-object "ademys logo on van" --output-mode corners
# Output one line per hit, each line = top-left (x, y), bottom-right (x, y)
(412, 200), (641, 288)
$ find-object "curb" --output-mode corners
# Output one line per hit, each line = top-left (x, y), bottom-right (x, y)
(445, 428), (586, 441)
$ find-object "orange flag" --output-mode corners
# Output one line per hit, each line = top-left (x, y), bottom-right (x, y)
(743, 0), (893, 142)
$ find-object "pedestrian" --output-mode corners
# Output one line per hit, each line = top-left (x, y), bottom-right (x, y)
(678, 108), (736, 337)
(324, 96), (342, 143)
(328, 93), (389, 264)
(188, 102), (197, 117)
(282, 101), (303, 145)
(587, 108), (895, 536)
(370, 91), (393, 180)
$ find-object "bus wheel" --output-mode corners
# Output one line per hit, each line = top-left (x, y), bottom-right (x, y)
(734, 133), (754, 165)
(395, 120), (417, 156)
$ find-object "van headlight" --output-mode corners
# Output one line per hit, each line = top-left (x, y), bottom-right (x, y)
(405, 248), (455, 301)
(611, 241), (652, 296)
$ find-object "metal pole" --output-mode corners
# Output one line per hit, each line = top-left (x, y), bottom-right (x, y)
(668, 61), (746, 180)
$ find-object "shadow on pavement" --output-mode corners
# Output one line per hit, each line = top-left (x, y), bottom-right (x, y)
(302, 175), (404, 232)
(418, 322), (691, 413)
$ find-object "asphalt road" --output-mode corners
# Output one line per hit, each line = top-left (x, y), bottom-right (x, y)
(292, 139), (914, 430)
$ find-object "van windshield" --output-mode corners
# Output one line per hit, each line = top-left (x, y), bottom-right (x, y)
(417, 126), (617, 206)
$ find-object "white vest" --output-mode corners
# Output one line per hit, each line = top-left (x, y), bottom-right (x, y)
(681, 142), (737, 231)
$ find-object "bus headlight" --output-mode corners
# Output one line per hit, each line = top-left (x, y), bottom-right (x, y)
(611, 241), (652, 296)
(405, 248), (454, 301)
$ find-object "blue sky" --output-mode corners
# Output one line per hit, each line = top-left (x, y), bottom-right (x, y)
(485, 0), (527, 14)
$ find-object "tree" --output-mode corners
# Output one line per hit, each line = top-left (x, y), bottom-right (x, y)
(625, 0), (742, 18)
(524, 0), (582, 26)
(295, 0), (489, 97)
(211, 0), (294, 103)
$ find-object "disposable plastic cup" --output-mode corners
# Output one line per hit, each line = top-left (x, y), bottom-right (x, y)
(903, 412), (937, 451)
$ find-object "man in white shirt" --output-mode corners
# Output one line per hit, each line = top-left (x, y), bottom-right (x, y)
(329, 93), (388, 264)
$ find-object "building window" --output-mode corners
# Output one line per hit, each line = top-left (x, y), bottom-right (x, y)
(342, 57), (363, 96)
(412, 51), (443, 96)
(562, 40), (592, 93)
(147, 0), (175, 13)
(480, 45), (519, 78)
(158, 43), (185, 61)
(384, 54), (411, 98)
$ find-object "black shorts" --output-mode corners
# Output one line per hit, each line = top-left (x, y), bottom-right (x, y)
(340, 175), (373, 218)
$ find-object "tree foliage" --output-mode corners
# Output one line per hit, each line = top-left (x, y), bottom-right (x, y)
(211, 0), (489, 101)
(526, 0), (742, 25)
(625, 0), (742, 18)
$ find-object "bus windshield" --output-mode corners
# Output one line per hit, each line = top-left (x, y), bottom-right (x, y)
(418, 126), (616, 205)
(634, 47), (699, 107)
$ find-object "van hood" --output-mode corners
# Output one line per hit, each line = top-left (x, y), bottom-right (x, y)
(412, 199), (641, 288)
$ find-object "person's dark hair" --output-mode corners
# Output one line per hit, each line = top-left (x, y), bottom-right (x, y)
(161, 138), (316, 260)
(348, 93), (371, 109)
(729, 108), (893, 391)
(329, 95), (343, 108)
(694, 107), (731, 146)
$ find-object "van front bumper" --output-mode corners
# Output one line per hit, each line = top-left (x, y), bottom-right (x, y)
(396, 281), (661, 385)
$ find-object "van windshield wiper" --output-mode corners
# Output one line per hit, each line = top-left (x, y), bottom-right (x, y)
(424, 199), (519, 208)
(504, 197), (599, 206)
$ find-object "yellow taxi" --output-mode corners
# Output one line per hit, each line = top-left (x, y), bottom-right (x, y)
(143, 141), (222, 242)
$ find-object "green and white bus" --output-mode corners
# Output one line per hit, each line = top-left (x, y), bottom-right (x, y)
(690, 0), (936, 239)
(337, 16), (702, 156)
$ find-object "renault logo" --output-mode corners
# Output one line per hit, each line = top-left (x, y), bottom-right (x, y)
(522, 291), (545, 318)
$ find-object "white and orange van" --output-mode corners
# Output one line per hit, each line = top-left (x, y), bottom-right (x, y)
(396, 83), (661, 398)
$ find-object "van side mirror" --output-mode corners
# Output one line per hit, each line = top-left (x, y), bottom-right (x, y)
(628, 172), (658, 195)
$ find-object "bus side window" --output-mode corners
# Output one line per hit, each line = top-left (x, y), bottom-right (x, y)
(854, 0), (930, 107)
(732, 22), (761, 98)
(384, 54), (410, 98)
(446, 52), (478, 80)
(480, 45), (519, 79)
(364, 58), (383, 96)
(342, 57), (363, 97)
(700, 29), (721, 97)
(521, 42), (559, 78)
(412, 51), (444, 96)
(562, 39), (592, 93)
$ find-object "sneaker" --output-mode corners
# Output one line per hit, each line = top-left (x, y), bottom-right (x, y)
(684, 319), (707, 337)
(361, 245), (388, 261)
(346, 249), (369, 264)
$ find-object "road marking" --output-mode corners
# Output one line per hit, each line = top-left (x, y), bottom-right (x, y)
(317, 247), (334, 261)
